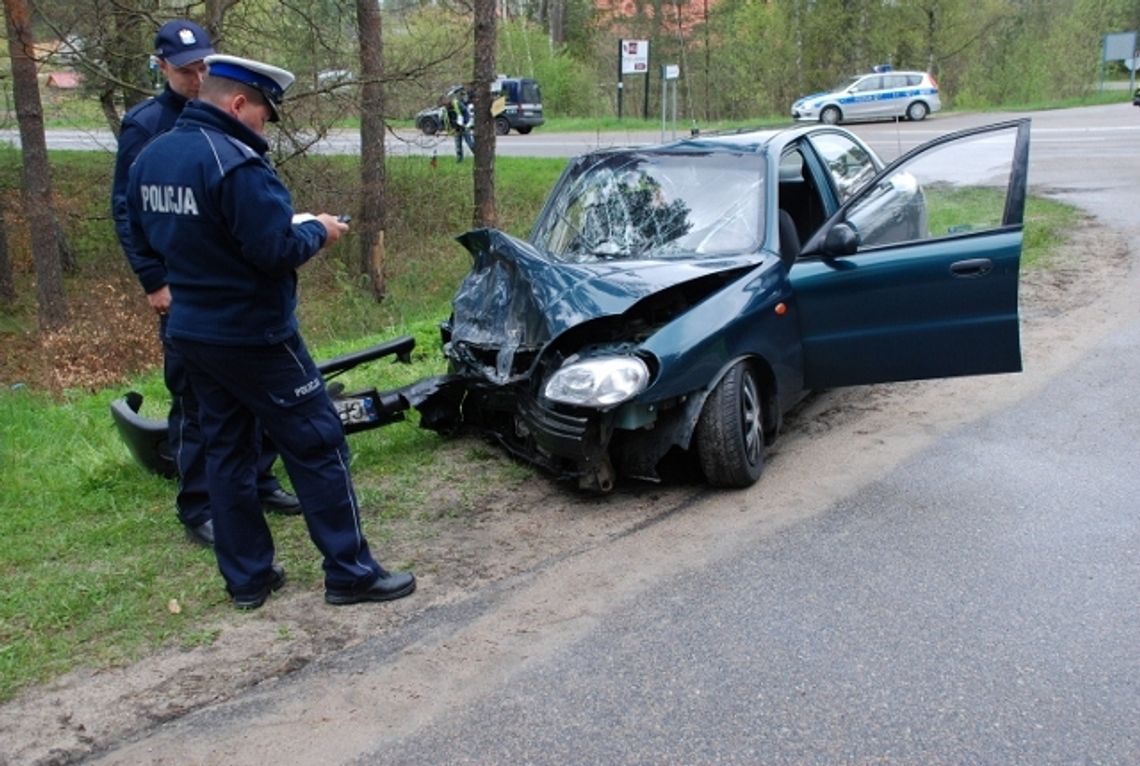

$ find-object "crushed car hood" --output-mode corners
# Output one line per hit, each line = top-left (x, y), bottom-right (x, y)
(449, 229), (765, 381)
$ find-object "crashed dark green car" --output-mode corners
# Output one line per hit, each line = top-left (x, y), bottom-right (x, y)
(415, 121), (1031, 492)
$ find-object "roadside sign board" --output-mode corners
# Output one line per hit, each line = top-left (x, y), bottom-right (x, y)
(621, 40), (649, 74)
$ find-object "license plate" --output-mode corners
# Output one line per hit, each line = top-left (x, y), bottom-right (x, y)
(334, 392), (381, 430)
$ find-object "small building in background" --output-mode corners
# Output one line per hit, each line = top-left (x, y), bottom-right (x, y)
(45, 72), (82, 90)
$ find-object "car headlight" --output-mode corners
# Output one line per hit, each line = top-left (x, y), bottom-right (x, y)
(544, 356), (650, 407)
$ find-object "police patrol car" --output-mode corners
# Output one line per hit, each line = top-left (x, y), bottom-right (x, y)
(792, 68), (941, 125)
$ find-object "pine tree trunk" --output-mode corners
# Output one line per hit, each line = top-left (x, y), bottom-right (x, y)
(357, 0), (387, 301)
(0, 213), (14, 306)
(472, 0), (497, 228)
(4, 0), (69, 330)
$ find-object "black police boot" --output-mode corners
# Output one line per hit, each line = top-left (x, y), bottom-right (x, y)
(325, 568), (416, 605)
(261, 488), (303, 516)
(229, 564), (286, 610)
(184, 519), (215, 547)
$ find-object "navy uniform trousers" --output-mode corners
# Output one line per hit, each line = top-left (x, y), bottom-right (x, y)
(170, 333), (383, 598)
(454, 127), (474, 160)
(161, 317), (283, 529)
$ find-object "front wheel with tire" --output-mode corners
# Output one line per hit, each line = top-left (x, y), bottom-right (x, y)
(820, 106), (841, 125)
(494, 116), (511, 136)
(906, 101), (929, 121)
(695, 361), (765, 488)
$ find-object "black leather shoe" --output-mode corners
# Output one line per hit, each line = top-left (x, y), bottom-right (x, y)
(261, 488), (302, 516)
(184, 520), (215, 547)
(229, 564), (286, 610)
(325, 569), (416, 605)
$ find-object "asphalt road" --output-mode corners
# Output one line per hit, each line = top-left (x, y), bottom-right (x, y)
(66, 103), (1140, 763)
(7, 101), (1137, 169)
(369, 339), (1140, 764)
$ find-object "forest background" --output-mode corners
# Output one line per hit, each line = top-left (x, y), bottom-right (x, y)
(11, 0), (1140, 127)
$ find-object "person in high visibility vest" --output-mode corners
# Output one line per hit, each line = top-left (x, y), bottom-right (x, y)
(445, 85), (476, 162)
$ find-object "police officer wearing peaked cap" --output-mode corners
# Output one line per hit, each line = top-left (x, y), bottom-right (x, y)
(113, 20), (216, 297)
(204, 54), (292, 122)
(111, 21), (302, 551)
(127, 54), (415, 609)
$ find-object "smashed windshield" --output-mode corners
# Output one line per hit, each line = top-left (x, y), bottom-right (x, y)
(531, 152), (766, 263)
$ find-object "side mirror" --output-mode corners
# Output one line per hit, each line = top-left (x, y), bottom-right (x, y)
(822, 222), (860, 257)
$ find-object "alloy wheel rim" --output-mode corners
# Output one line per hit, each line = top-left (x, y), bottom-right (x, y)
(741, 373), (761, 466)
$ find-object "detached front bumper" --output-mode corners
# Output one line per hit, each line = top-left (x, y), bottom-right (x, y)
(110, 392), (176, 478)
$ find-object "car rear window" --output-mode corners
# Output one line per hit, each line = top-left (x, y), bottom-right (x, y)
(519, 81), (541, 103)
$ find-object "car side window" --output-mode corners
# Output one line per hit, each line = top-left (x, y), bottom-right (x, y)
(778, 149), (826, 249)
(809, 133), (878, 203)
(851, 76), (883, 93)
(845, 124), (1021, 249)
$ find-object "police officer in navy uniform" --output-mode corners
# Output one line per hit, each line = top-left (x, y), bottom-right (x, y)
(126, 54), (415, 609)
(111, 20), (302, 549)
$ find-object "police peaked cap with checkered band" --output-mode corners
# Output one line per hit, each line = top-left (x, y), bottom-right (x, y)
(205, 54), (295, 122)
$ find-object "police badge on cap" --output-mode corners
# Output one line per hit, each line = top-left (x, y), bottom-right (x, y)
(204, 54), (296, 123)
(154, 20), (215, 67)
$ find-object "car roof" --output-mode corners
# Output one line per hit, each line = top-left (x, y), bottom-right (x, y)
(854, 70), (928, 79)
(576, 124), (833, 160)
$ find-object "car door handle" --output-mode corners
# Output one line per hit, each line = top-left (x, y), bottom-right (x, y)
(950, 258), (993, 278)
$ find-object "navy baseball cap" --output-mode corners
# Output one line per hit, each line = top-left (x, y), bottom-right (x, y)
(154, 20), (214, 67)
(205, 54), (295, 122)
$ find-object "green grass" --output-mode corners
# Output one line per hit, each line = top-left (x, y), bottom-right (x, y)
(968, 87), (1133, 113)
(924, 185), (1080, 269)
(0, 146), (1081, 704)
(1022, 196), (1082, 268)
(0, 386), (217, 691)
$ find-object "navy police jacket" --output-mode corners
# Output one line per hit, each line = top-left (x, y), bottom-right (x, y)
(112, 85), (188, 294)
(127, 100), (327, 345)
